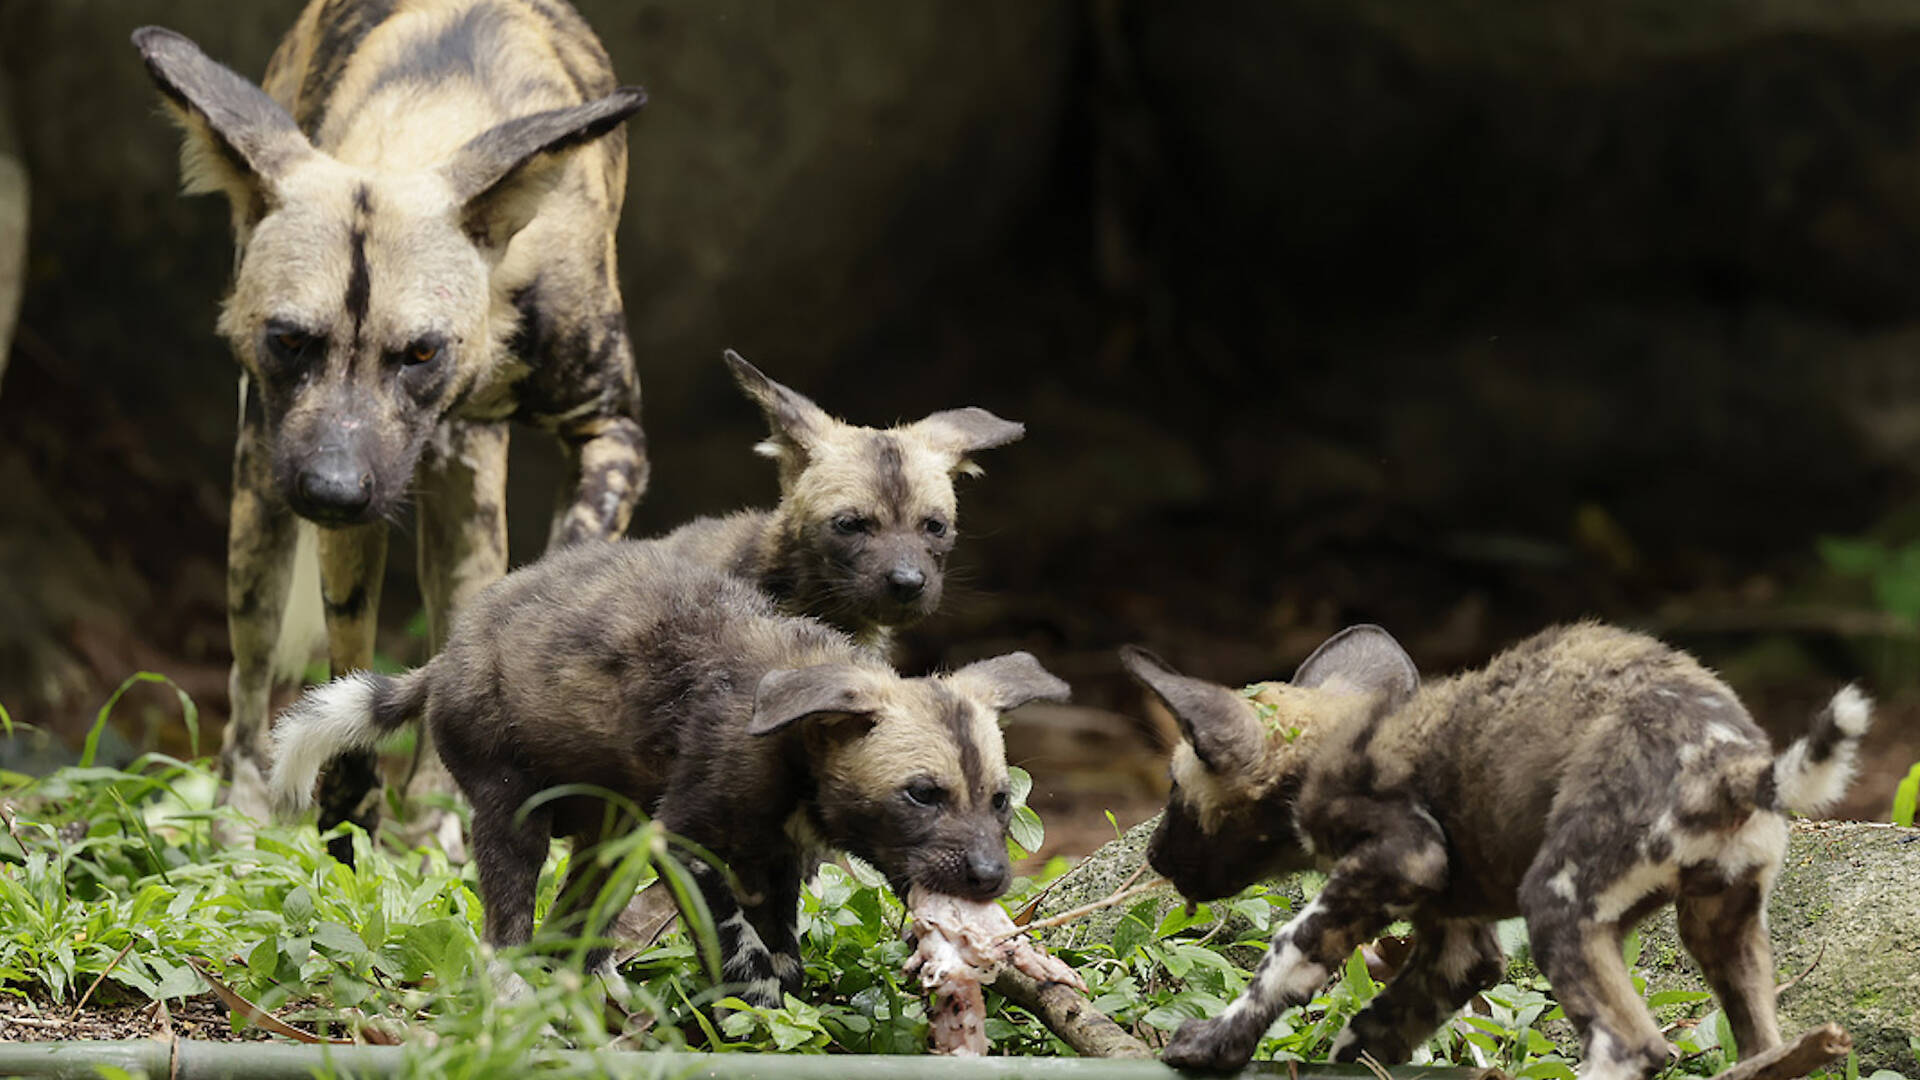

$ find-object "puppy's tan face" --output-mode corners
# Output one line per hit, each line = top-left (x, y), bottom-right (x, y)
(812, 677), (1013, 901)
(782, 429), (962, 626)
(723, 351), (1024, 633)
(223, 163), (492, 525)
(752, 650), (1068, 902)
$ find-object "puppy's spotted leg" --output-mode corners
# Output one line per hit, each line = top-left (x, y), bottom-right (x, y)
(1676, 878), (1782, 1060)
(741, 852), (807, 1000)
(1521, 855), (1673, 1080)
(1329, 918), (1503, 1064)
(685, 862), (785, 1009)
(311, 520), (389, 865)
(1165, 819), (1448, 1072)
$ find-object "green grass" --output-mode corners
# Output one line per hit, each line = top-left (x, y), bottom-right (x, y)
(0, 682), (1911, 1079)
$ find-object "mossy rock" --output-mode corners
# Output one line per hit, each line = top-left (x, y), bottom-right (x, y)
(1633, 821), (1920, 1070)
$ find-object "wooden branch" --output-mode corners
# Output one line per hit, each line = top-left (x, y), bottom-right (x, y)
(1712, 1024), (1851, 1080)
(993, 878), (1170, 943)
(989, 966), (1151, 1059)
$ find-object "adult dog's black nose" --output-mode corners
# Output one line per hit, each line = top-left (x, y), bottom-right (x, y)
(292, 453), (374, 523)
(888, 565), (926, 601)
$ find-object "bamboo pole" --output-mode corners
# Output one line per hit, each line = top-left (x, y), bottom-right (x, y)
(0, 1039), (1507, 1079)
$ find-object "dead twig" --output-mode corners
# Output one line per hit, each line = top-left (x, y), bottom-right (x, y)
(1710, 1023), (1851, 1080)
(186, 957), (352, 1046)
(1774, 944), (1824, 998)
(993, 877), (1170, 943)
(989, 965), (1150, 1059)
(70, 937), (138, 1020)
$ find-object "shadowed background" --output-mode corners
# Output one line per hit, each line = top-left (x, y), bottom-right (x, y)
(3, 1), (1919, 854)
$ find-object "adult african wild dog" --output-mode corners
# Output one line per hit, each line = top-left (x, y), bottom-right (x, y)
(651, 350), (1025, 650)
(132, 0), (649, 844)
(268, 541), (1069, 1005)
(1121, 623), (1870, 1079)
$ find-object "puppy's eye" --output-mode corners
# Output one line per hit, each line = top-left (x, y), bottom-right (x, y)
(923, 517), (948, 537)
(832, 515), (870, 536)
(404, 340), (441, 366)
(990, 791), (1010, 813)
(903, 779), (945, 807)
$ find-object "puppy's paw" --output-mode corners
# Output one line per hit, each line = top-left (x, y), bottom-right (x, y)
(1163, 1016), (1257, 1072)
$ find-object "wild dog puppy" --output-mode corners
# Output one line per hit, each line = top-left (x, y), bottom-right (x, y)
(268, 542), (1069, 1005)
(132, 1), (649, 848)
(650, 350), (1024, 650)
(1121, 623), (1871, 1078)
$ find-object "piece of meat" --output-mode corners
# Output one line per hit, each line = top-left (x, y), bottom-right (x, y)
(904, 888), (1086, 1056)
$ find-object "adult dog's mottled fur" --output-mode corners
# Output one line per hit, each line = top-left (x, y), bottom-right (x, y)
(132, 1), (649, 848)
(1122, 622), (1870, 1079)
(650, 351), (1024, 650)
(269, 543), (1069, 1005)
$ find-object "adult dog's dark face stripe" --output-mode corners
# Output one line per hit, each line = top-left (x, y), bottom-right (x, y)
(344, 183), (372, 361)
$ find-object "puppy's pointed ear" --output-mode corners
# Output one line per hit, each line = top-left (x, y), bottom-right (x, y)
(445, 87), (646, 252)
(724, 350), (837, 475)
(1119, 646), (1259, 772)
(947, 652), (1070, 717)
(747, 664), (880, 736)
(1292, 624), (1419, 709)
(913, 408), (1024, 477)
(132, 26), (313, 227)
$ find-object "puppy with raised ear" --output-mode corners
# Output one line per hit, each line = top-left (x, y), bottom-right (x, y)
(268, 540), (1069, 1005)
(650, 350), (1024, 649)
(1122, 622), (1871, 1078)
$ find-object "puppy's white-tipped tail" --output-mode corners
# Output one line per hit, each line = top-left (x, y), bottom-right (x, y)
(267, 671), (421, 816)
(1774, 685), (1873, 816)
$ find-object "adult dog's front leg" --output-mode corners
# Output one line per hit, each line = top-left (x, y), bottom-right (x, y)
(312, 520), (389, 864)
(547, 411), (647, 548)
(222, 388), (301, 824)
(410, 420), (511, 858)
(1165, 820), (1447, 1071)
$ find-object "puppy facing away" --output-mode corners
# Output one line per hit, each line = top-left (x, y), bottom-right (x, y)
(1121, 622), (1871, 1078)
(268, 542), (1069, 1005)
(650, 350), (1025, 650)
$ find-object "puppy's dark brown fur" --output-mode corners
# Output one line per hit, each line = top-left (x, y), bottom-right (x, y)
(1123, 622), (1870, 1078)
(270, 542), (1068, 1005)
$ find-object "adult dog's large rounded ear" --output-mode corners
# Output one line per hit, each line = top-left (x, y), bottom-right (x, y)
(747, 664), (881, 736)
(947, 651), (1070, 716)
(913, 408), (1024, 477)
(1292, 624), (1419, 709)
(444, 86), (646, 251)
(1119, 646), (1259, 773)
(132, 26), (313, 226)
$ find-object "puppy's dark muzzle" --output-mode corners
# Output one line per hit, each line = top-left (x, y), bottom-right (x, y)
(290, 449), (376, 525)
(961, 849), (1010, 900)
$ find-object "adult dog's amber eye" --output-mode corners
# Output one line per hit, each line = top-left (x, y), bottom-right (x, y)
(405, 342), (440, 366)
(274, 331), (309, 352)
